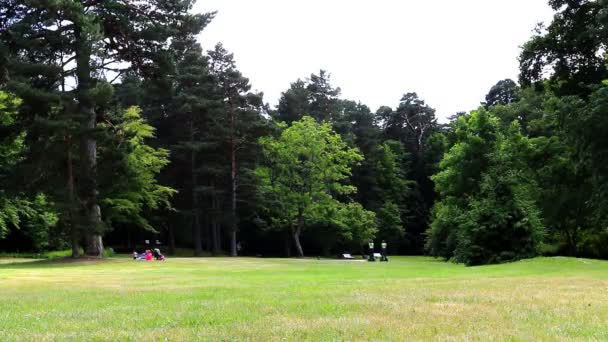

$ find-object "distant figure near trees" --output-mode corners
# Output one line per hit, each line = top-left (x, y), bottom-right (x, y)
(381, 241), (389, 262)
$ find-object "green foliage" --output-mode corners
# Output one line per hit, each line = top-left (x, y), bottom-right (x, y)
(0, 91), (58, 248)
(376, 141), (410, 204)
(256, 117), (371, 254)
(519, 0), (608, 95)
(99, 107), (176, 231)
(335, 202), (377, 245)
(0, 91), (21, 126)
(374, 141), (411, 240)
(1, 0), (214, 256)
(376, 201), (403, 240)
(376, 92), (440, 252)
(428, 110), (545, 265)
(484, 79), (520, 108)
(275, 70), (341, 124)
(545, 79), (608, 256)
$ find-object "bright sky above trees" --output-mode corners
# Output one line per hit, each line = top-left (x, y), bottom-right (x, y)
(195, 0), (555, 121)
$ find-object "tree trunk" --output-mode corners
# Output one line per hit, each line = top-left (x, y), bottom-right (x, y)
(229, 102), (238, 257)
(284, 232), (291, 257)
(566, 228), (578, 256)
(213, 219), (222, 254)
(293, 227), (304, 258)
(66, 137), (80, 258)
(210, 183), (221, 255)
(229, 171), (237, 257)
(211, 220), (220, 255)
(322, 244), (331, 257)
(167, 224), (176, 256)
(229, 229), (237, 257)
(293, 209), (305, 257)
(86, 233), (103, 257)
(204, 215), (211, 252)
(192, 209), (202, 256)
(75, 26), (103, 258)
(190, 120), (203, 257)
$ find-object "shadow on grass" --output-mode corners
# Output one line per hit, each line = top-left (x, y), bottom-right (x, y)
(0, 256), (111, 269)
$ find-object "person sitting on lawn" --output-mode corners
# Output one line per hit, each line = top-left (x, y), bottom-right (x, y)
(133, 251), (147, 260)
(152, 248), (165, 261)
(145, 250), (153, 261)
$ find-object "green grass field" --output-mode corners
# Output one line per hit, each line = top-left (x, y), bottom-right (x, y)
(0, 256), (607, 341)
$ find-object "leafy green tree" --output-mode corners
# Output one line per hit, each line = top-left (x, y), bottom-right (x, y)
(519, 0), (608, 96)
(1, 0), (212, 256)
(256, 117), (365, 256)
(428, 110), (545, 265)
(375, 141), (411, 241)
(547, 80), (608, 257)
(517, 0), (608, 258)
(334, 202), (377, 251)
(0, 91), (58, 248)
(491, 87), (593, 257)
(98, 107), (175, 232)
(489, 87), (548, 136)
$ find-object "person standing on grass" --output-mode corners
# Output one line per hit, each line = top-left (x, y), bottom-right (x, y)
(381, 241), (389, 262)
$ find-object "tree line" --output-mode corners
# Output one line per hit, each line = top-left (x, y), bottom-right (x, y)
(0, 0), (607, 264)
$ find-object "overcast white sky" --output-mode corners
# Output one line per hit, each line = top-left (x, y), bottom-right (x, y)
(193, 0), (555, 122)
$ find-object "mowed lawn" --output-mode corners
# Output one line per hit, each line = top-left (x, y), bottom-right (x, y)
(0, 256), (607, 341)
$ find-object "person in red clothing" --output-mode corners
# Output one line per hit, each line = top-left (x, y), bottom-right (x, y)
(145, 250), (153, 261)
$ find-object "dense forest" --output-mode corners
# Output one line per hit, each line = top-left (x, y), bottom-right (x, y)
(0, 0), (607, 264)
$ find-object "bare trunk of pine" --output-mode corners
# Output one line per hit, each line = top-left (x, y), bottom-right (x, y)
(75, 27), (103, 258)
(293, 208), (305, 257)
(212, 221), (221, 254)
(191, 120), (203, 256)
(210, 185), (221, 255)
(229, 108), (238, 257)
(284, 233), (292, 257)
(66, 137), (80, 258)
(192, 200), (202, 256)
(167, 224), (176, 256)
(204, 215), (211, 251)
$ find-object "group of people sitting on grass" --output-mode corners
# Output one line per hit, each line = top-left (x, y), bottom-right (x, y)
(133, 248), (165, 261)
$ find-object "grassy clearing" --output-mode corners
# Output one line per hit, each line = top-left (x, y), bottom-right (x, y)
(0, 256), (607, 341)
